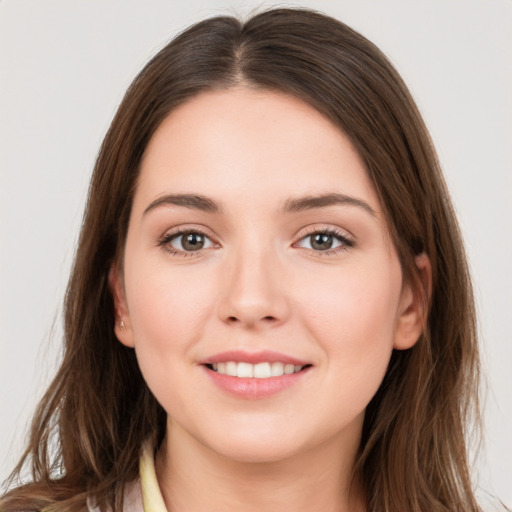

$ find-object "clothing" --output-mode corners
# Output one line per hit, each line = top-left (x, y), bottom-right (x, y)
(87, 444), (167, 512)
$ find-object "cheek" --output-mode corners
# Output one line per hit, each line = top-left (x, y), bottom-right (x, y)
(123, 257), (218, 404)
(301, 259), (401, 340)
(127, 261), (215, 344)
(296, 258), (402, 400)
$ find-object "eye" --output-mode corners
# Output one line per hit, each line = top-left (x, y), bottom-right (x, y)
(296, 228), (354, 254)
(159, 228), (215, 255)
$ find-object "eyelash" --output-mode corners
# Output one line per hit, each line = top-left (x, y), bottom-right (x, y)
(298, 227), (355, 256)
(157, 228), (214, 258)
(157, 227), (355, 257)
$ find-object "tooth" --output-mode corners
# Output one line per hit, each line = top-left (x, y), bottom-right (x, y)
(226, 361), (237, 377)
(270, 362), (284, 377)
(237, 362), (254, 378)
(254, 362), (271, 378)
(284, 364), (294, 375)
(213, 361), (306, 378)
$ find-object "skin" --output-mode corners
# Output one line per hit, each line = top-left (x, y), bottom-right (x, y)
(111, 87), (430, 512)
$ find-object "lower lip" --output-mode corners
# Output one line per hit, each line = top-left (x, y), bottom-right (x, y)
(203, 366), (311, 399)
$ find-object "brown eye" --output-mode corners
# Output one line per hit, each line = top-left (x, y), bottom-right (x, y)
(181, 233), (205, 251)
(166, 231), (214, 253)
(310, 233), (335, 250)
(296, 229), (353, 254)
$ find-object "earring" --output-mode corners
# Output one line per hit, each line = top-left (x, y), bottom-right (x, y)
(119, 320), (125, 330)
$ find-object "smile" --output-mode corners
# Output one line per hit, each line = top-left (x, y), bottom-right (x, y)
(201, 351), (312, 398)
(209, 361), (306, 378)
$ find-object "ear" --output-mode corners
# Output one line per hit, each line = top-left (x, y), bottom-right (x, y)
(393, 253), (432, 350)
(109, 263), (135, 348)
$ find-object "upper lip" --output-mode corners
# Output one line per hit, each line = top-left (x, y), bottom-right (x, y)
(200, 350), (311, 366)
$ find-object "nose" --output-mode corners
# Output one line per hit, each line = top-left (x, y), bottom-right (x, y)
(217, 243), (290, 330)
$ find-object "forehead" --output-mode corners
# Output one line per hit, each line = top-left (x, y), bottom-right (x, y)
(135, 86), (381, 217)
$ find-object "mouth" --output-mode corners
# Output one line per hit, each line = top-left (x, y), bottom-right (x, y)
(205, 361), (312, 378)
(200, 351), (312, 398)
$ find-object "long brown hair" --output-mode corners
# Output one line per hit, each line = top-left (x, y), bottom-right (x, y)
(2, 8), (481, 512)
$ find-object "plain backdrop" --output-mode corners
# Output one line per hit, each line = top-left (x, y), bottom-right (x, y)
(1, 0), (511, 507)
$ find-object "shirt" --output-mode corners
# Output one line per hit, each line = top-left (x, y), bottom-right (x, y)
(87, 444), (167, 512)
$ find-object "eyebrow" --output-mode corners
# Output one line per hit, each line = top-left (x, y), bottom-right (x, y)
(143, 192), (375, 217)
(143, 194), (221, 215)
(280, 193), (376, 217)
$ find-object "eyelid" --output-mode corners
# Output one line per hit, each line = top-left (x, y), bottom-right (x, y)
(299, 225), (354, 240)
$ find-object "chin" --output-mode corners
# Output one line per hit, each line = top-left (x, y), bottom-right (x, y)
(212, 437), (302, 464)
(200, 419), (322, 465)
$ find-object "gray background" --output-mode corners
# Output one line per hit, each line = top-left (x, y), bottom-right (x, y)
(1, 0), (511, 507)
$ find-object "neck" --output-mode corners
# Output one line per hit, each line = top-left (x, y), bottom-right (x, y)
(155, 423), (366, 512)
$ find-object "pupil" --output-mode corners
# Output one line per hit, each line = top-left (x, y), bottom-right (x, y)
(184, 233), (203, 251)
(312, 233), (332, 250)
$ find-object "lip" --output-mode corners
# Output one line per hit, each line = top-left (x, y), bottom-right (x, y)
(200, 350), (312, 399)
(200, 350), (310, 366)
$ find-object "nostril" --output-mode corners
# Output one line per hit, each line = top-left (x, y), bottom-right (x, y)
(226, 315), (276, 324)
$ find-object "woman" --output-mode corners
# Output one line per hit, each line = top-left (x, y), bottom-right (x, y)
(1, 8), (484, 512)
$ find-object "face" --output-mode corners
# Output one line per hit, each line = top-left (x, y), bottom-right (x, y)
(112, 87), (425, 464)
